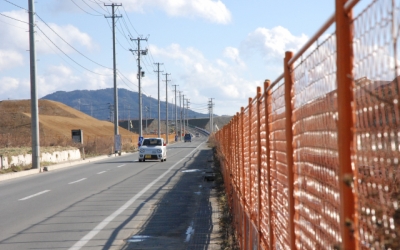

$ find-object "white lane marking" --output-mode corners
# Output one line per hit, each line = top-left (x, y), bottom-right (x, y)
(68, 178), (87, 185)
(97, 171), (106, 175)
(69, 142), (205, 250)
(117, 164), (125, 168)
(185, 221), (195, 242)
(19, 190), (50, 201)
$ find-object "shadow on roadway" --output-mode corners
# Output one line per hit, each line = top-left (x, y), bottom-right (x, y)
(117, 145), (217, 250)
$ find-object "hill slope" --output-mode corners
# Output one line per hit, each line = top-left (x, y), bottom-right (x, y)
(0, 99), (134, 147)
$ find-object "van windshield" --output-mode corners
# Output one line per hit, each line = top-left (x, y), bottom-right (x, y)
(143, 139), (162, 146)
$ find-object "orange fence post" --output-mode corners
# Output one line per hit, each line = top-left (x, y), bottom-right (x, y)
(256, 86), (262, 249)
(264, 79), (273, 249)
(240, 106), (246, 248)
(236, 113), (240, 192)
(248, 97), (253, 247)
(335, 0), (357, 249)
(284, 51), (295, 250)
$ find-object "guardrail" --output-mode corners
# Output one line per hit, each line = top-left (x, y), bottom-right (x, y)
(214, 0), (400, 249)
(194, 126), (211, 136)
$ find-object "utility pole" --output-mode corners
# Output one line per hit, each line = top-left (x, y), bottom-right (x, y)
(105, 3), (122, 149)
(149, 95), (151, 119)
(145, 106), (148, 134)
(172, 85), (178, 138)
(210, 98), (214, 133)
(182, 94), (185, 136)
(130, 37), (148, 138)
(163, 73), (171, 143)
(29, 0), (39, 169)
(186, 99), (190, 130)
(154, 63), (163, 138)
(179, 91), (183, 140)
(208, 99), (212, 133)
(108, 104), (114, 122)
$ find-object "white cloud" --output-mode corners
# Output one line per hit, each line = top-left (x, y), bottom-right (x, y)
(121, 0), (231, 24)
(36, 23), (95, 54)
(35, 64), (113, 98)
(223, 47), (245, 67)
(0, 77), (30, 100)
(0, 10), (30, 51)
(0, 50), (24, 71)
(0, 9), (95, 56)
(149, 43), (262, 115)
(241, 26), (308, 62)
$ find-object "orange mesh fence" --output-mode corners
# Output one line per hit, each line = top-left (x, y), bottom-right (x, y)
(291, 31), (341, 250)
(259, 92), (271, 250)
(269, 81), (290, 249)
(250, 97), (259, 224)
(352, 0), (400, 249)
(213, 0), (400, 249)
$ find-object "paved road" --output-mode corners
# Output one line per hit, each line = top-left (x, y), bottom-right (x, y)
(0, 136), (220, 249)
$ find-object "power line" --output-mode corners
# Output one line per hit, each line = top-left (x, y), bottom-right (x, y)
(0, 17), (26, 29)
(0, 13), (29, 24)
(3, 0), (28, 11)
(88, 0), (110, 13)
(69, 0), (103, 16)
(35, 24), (112, 76)
(35, 13), (113, 70)
(105, 17), (129, 51)
(81, 0), (106, 15)
(117, 8), (136, 41)
(121, 5), (139, 36)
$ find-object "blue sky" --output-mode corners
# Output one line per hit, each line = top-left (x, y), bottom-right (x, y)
(0, 0), (338, 116)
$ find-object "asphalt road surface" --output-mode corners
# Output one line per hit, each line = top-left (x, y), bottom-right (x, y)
(0, 136), (220, 250)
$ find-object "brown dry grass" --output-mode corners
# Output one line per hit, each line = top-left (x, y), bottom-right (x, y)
(0, 99), (138, 157)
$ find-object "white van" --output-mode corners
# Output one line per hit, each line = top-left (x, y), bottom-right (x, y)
(138, 138), (167, 162)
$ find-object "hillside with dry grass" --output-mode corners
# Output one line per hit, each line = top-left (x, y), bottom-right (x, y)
(0, 99), (137, 155)
(0, 99), (135, 138)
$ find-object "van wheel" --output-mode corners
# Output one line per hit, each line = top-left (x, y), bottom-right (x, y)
(139, 159), (142, 162)
(161, 159), (164, 162)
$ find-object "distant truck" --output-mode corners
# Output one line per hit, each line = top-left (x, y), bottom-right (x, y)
(184, 133), (192, 142)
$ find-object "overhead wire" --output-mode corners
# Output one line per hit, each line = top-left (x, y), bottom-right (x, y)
(0, 16), (26, 29)
(116, 8), (136, 41)
(35, 13), (113, 70)
(80, 0), (106, 15)
(35, 31), (91, 75)
(2, 0), (27, 10)
(0, 12), (29, 24)
(88, 0), (110, 14)
(3, 0), (184, 111)
(70, 0), (103, 16)
(104, 17), (130, 51)
(121, 5), (139, 37)
(35, 24), (112, 76)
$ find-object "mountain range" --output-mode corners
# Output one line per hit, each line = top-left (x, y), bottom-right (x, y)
(41, 88), (210, 121)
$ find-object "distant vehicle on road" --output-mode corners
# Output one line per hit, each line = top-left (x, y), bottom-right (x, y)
(184, 133), (192, 142)
(195, 133), (200, 137)
(138, 138), (167, 162)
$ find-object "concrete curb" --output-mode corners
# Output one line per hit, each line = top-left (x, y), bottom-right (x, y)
(0, 152), (135, 182)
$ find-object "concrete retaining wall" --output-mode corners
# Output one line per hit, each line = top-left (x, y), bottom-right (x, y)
(0, 149), (81, 169)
